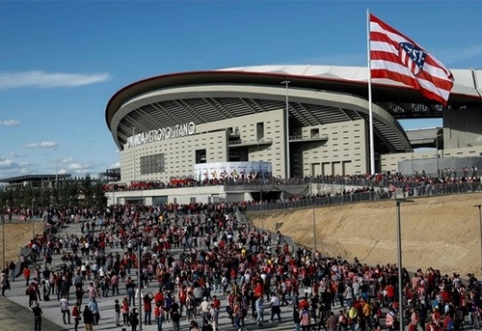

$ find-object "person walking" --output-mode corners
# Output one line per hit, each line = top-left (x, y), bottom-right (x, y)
(115, 299), (122, 326)
(60, 296), (71, 324)
(209, 303), (219, 331)
(32, 302), (43, 331)
(88, 297), (100, 325)
(326, 311), (338, 331)
(130, 307), (140, 331)
(23, 266), (31, 286)
(294, 306), (301, 331)
(83, 305), (94, 331)
(171, 298), (181, 331)
(270, 293), (282, 323)
(1, 272), (10, 296)
(144, 292), (153, 325)
(27, 282), (39, 307)
(255, 296), (264, 326)
(126, 277), (136, 306)
(9, 261), (16, 281)
(122, 297), (131, 326)
(233, 300), (243, 331)
(72, 302), (81, 331)
(154, 302), (165, 331)
(199, 297), (210, 325)
(300, 307), (312, 331)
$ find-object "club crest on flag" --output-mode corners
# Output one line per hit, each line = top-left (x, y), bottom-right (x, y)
(399, 42), (426, 76)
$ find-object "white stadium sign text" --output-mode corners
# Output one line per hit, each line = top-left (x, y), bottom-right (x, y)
(127, 122), (196, 148)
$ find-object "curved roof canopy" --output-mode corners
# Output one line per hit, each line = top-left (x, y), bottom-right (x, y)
(106, 65), (482, 152)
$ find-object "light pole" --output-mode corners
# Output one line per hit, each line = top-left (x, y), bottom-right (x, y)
(138, 243), (143, 331)
(281, 81), (290, 179)
(396, 198), (413, 331)
(259, 160), (263, 212)
(55, 147), (59, 188)
(435, 130), (442, 178)
(311, 176), (317, 253)
(312, 198), (317, 253)
(32, 198), (35, 239)
(2, 214), (5, 270)
(133, 127), (137, 183)
(473, 205), (482, 272)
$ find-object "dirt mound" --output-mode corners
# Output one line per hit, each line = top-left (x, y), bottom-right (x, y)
(248, 193), (482, 278)
(0, 222), (45, 265)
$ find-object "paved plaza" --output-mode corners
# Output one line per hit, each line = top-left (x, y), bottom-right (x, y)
(1, 219), (301, 331)
(1, 217), (479, 331)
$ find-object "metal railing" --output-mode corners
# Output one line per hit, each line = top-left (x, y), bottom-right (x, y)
(289, 134), (328, 141)
(246, 181), (482, 212)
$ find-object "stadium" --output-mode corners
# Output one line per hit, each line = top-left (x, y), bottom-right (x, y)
(105, 65), (482, 204)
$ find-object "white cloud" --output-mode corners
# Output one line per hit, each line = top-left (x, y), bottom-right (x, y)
(0, 159), (14, 169)
(68, 163), (91, 171)
(0, 71), (110, 89)
(60, 157), (73, 164)
(0, 157), (21, 170)
(69, 163), (85, 170)
(110, 161), (121, 168)
(0, 120), (20, 126)
(23, 141), (58, 148)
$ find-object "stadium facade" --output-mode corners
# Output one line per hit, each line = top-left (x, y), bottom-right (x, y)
(106, 65), (482, 187)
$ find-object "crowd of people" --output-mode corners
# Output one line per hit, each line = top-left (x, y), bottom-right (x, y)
(98, 166), (481, 194)
(1, 201), (482, 331)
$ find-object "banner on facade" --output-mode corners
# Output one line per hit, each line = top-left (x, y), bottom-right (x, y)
(193, 161), (272, 181)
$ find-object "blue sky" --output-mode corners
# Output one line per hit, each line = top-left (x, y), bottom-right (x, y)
(1, 1), (481, 179)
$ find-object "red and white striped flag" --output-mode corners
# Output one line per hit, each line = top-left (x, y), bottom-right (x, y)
(369, 14), (454, 105)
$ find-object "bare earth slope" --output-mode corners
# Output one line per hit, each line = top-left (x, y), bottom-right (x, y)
(0, 222), (45, 264)
(248, 193), (482, 277)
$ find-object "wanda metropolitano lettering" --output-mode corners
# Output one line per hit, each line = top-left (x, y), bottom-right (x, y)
(127, 122), (196, 148)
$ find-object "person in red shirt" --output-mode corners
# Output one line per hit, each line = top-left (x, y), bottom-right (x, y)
(443, 314), (454, 331)
(178, 286), (187, 316)
(425, 319), (438, 331)
(212, 295), (221, 309)
(299, 294), (310, 310)
(254, 282), (263, 298)
(154, 289), (164, 307)
(384, 284), (395, 304)
(23, 266), (31, 286)
(432, 308), (442, 325)
(143, 293), (153, 325)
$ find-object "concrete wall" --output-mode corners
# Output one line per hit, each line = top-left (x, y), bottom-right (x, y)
(120, 109), (288, 183)
(106, 182), (374, 206)
(381, 146), (482, 175)
(119, 99), (375, 183)
(398, 156), (482, 176)
(300, 119), (368, 176)
(443, 108), (482, 149)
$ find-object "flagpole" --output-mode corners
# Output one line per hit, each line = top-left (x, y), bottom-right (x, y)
(367, 9), (375, 175)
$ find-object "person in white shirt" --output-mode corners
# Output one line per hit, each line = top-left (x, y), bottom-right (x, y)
(199, 297), (210, 324)
(255, 296), (264, 326)
(269, 294), (281, 323)
(59, 296), (71, 324)
(209, 304), (219, 331)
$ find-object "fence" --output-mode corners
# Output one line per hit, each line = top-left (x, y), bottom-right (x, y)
(246, 181), (482, 212)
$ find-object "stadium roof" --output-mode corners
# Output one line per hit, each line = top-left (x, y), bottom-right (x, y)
(0, 174), (71, 184)
(106, 65), (482, 152)
(218, 65), (482, 99)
